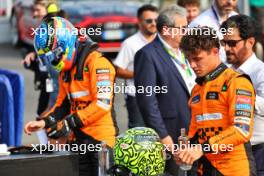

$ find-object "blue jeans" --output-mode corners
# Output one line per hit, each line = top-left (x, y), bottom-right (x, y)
(125, 95), (145, 128)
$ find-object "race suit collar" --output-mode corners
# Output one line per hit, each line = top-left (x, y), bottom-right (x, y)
(195, 63), (227, 85)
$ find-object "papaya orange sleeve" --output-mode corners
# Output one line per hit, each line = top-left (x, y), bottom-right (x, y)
(209, 76), (255, 151)
(76, 56), (116, 126)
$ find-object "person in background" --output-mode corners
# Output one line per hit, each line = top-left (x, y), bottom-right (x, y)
(249, 0), (264, 61)
(134, 5), (196, 175)
(113, 4), (158, 128)
(189, 0), (238, 62)
(22, 0), (50, 116)
(176, 26), (256, 176)
(221, 14), (264, 176)
(177, 0), (200, 24)
(21, 0), (66, 143)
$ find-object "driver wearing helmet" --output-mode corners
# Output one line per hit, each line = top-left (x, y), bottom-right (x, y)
(24, 17), (117, 176)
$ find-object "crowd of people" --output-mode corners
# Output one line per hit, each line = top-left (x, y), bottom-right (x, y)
(22, 0), (264, 176)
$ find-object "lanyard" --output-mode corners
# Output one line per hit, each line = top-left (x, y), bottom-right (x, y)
(211, 5), (220, 26)
(163, 46), (192, 77)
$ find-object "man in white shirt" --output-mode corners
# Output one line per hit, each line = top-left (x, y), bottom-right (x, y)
(113, 4), (158, 128)
(157, 29), (196, 94)
(189, 0), (238, 62)
(221, 14), (264, 176)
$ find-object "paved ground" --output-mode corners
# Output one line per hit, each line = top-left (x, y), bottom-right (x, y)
(0, 44), (128, 145)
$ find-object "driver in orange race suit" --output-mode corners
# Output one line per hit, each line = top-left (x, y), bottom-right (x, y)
(24, 17), (117, 176)
(175, 27), (256, 176)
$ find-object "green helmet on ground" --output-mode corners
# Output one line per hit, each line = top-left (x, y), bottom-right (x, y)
(113, 127), (165, 176)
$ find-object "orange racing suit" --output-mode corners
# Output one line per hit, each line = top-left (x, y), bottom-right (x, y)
(44, 50), (117, 147)
(188, 63), (256, 176)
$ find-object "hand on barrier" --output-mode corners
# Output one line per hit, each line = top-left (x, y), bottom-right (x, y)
(38, 115), (57, 129)
(24, 120), (45, 135)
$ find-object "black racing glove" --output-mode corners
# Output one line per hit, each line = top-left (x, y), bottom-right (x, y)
(65, 113), (84, 129)
(37, 115), (57, 129)
(46, 114), (83, 139)
(47, 120), (70, 139)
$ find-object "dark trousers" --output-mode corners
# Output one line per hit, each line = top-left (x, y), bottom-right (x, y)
(164, 152), (180, 176)
(125, 95), (145, 128)
(72, 130), (114, 176)
(79, 150), (99, 176)
(78, 146), (113, 176)
(252, 144), (264, 176)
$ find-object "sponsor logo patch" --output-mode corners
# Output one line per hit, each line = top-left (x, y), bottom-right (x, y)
(84, 65), (89, 72)
(97, 74), (110, 81)
(235, 103), (251, 111)
(235, 110), (251, 117)
(98, 98), (110, 105)
(97, 80), (111, 86)
(206, 92), (219, 100)
(96, 68), (110, 74)
(234, 117), (251, 125)
(236, 96), (252, 104)
(97, 86), (112, 93)
(234, 123), (250, 136)
(196, 113), (222, 122)
(221, 84), (227, 92)
(97, 93), (111, 99)
(236, 89), (252, 97)
(97, 100), (110, 110)
(191, 95), (200, 104)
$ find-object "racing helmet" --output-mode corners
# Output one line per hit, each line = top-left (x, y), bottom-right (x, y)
(109, 127), (165, 176)
(34, 16), (78, 72)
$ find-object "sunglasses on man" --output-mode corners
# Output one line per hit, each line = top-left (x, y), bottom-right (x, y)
(220, 39), (244, 47)
(144, 18), (157, 24)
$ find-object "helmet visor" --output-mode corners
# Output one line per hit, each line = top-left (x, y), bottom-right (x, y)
(107, 165), (135, 176)
(37, 46), (64, 67)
